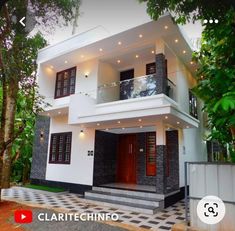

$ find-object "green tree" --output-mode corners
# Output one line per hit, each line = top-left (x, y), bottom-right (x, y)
(0, 0), (80, 200)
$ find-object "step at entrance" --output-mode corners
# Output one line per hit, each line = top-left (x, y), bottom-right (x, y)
(84, 187), (164, 215)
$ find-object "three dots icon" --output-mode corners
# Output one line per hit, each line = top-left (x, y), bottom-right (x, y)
(203, 19), (219, 24)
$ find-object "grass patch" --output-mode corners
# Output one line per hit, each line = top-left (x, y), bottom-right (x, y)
(24, 184), (65, 193)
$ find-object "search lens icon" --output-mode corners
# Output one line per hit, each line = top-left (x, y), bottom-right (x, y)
(208, 207), (215, 214)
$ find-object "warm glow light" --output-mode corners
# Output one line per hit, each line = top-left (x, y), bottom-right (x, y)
(140, 126), (143, 128)
(105, 128), (109, 131)
(99, 48), (103, 52)
(122, 127), (125, 130)
(58, 111), (61, 114)
(183, 50), (186, 54)
(97, 123), (100, 126)
(165, 116), (168, 119)
(138, 119), (142, 122)
(135, 55), (139, 58)
(139, 34), (143, 38)
(190, 61), (194, 65)
(118, 41), (122, 45)
(117, 121), (121, 124)
(164, 25), (168, 29)
(81, 55), (84, 58)
(47, 113), (50, 116)
(175, 39), (179, 43)
(151, 50), (155, 54)
(117, 60), (121, 64)
(177, 121), (180, 124)
(50, 65), (54, 69)
(64, 60), (68, 64)
(186, 126), (189, 128)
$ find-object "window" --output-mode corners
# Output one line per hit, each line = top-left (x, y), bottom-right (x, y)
(146, 132), (156, 176)
(49, 132), (72, 164)
(55, 67), (76, 98)
(189, 90), (198, 119)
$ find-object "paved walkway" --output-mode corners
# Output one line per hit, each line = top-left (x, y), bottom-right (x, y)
(2, 187), (185, 231)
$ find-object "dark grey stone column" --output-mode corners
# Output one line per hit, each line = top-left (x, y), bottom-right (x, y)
(166, 130), (180, 193)
(30, 116), (50, 180)
(155, 53), (167, 94)
(156, 145), (167, 194)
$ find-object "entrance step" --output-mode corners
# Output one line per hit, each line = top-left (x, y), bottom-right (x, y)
(92, 186), (164, 199)
(84, 187), (164, 214)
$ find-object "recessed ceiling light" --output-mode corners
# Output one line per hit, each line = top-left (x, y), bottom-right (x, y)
(117, 60), (121, 64)
(50, 65), (54, 69)
(186, 126), (189, 128)
(140, 126), (143, 128)
(122, 127), (125, 130)
(64, 60), (68, 64)
(47, 113), (50, 116)
(183, 50), (186, 54)
(177, 121), (180, 124)
(165, 116), (168, 119)
(99, 48), (103, 52)
(190, 61), (194, 65)
(117, 121), (121, 124)
(135, 54), (139, 58)
(58, 111), (61, 114)
(138, 119), (142, 122)
(175, 39), (179, 43)
(164, 25), (168, 29)
(105, 128), (109, 131)
(118, 41), (122, 45)
(139, 34), (143, 38)
(81, 55), (84, 58)
(151, 50), (155, 54)
(97, 123), (100, 126)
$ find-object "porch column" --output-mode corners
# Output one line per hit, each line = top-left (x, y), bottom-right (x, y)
(156, 121), (167, 194)
(155, 39), (167, 95)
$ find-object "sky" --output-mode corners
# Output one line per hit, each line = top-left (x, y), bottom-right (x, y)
(47, 0), (202, 45)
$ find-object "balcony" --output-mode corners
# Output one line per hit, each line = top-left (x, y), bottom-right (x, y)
(97, 74), (176, 104)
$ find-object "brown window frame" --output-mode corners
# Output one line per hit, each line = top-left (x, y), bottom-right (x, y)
(146, 132), (156, 176)
(54, 67), (76, 99)
(189, 90), (198, 119)
(49, 132), (72, 164)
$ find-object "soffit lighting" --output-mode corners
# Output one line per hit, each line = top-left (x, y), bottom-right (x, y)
(117, 60), (121, 64)
(117, 121), (121, 124)
(135, 54), (139, 58)
(105, 128), (109, 131)
(139, 34), (143, 38)
(138, 119), (142, 122)
(164, 25), (168, 29)
(50, 65), (54, 69)
(64, 60), (68, 64)
(183, 50), (186, 54)
(165, 116), (168, 119)
(99, 48), (103, 52)
(122, 127), (125, 130)
(81, 55), (85, 58)
(151, 50), (155, 54)
(190, 61), (194, 65)
(118, 41), (122, 45)
(177, 121), (180, 124)
(97, 123), (100, 126)
(175, 39), (179, 43)
(186, 126), (189, 128)
(58, 111), (61, 114)
(140, 126), (143, 128)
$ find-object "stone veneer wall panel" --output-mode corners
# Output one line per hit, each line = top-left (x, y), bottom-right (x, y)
(30, 116), (50, 180)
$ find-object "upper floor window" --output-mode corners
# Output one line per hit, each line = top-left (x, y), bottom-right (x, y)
(189, 90), (198, 119)
(55, 67), (76, 98)
(49, 132), (72, 164)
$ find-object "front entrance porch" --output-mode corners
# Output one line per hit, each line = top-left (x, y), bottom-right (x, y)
(92, 127), (179, 195)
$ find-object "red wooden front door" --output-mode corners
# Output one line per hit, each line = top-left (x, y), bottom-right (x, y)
(117, 134), (137, 183)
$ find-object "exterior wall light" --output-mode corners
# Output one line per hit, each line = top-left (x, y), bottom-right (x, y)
(40, 130), (44, 142)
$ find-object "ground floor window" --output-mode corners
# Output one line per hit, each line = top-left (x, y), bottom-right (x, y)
(146, 132), (156, 176)
(49, 132), (72, 164)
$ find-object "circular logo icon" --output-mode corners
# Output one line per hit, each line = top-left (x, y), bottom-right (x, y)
(197, 195), (226, 225)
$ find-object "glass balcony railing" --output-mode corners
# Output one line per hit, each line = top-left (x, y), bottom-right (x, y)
(97, 74), (176, 104)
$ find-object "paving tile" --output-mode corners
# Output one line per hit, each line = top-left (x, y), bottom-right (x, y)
(148, 220), (159, 225)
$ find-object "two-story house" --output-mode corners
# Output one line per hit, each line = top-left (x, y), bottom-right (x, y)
(30, 14), (207, 214)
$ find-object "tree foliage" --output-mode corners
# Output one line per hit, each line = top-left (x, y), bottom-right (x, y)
(0, 0), (80, 191)
(139, 0), (235, 24)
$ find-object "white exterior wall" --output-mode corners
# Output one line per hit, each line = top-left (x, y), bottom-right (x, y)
(176, 60), (207, 187)
(45, 116), (95, 185)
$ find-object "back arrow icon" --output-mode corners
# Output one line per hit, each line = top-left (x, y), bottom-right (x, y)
(19, 17), (25, 27)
